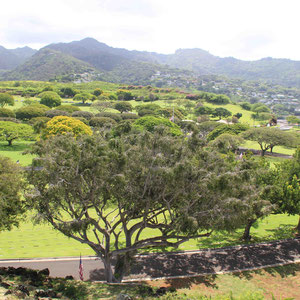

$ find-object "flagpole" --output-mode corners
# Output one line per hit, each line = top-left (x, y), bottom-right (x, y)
(79, 254), (84, 281)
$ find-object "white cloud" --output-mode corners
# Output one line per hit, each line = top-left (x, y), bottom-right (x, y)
(0, 0), (300, 60)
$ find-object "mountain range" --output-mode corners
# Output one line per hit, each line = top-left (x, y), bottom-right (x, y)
(1, 37), (300, 88)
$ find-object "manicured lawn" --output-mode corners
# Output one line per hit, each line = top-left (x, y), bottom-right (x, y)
(0, 214), (297, 259)
(147, 263), (300, 300)
(0, 141), (35, 166)
(205, 103), (257, 125)
(242, 140), (296, 156)
(0, 262), (299, 299)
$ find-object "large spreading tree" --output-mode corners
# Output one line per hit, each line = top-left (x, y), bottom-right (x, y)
(0, 121), (35, 146)
(26, 131), (269, 282)
(242, 127), (297, 156)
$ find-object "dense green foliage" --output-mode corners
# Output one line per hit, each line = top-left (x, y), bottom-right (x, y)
(15, 104), (48, 120)
(40, 91), (62, 108)
(0, 121), (35, 146)
(42, 116), (92, 138)
(0, 92), (14, 107)
(0, 107), (16, 118)
(207, 123), (249, 141)
(26, 131), (273, 282)
(133, 116), (182, 136)
(0, 156), (25, 231)
(242, 127), (297, 156)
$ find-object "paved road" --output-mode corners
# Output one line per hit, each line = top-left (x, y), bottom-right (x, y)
(0, 238), (299, 281)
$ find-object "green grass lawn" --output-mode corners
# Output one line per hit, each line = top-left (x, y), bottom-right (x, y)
(0, 213), (297, 259)
(0, 141), (35, 166)
(205, 103), (257, 125)
(242, 140), (296, 156)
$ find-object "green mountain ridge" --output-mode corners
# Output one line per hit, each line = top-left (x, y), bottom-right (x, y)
(3, 48), (97, 81)
(1, 37), (300, 88)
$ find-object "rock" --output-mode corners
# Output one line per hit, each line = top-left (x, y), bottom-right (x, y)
(35, 289), (58, 298)
(0, 267), (7, 275)
(138, 285), (154, 296)
(38, 268), (50, 276)
(155, 287), (168, 296)
(4, 290), (12, 295)
(17, 284), (30, 296)
(15, 267), (28, 276)
(29, 280), (43, 287)
(116, 293), (132, 300)
(0, 282), (11, 289)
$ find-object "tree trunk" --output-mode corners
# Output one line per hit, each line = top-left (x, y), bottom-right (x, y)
(8, 139), (13, 146)
(103, 254), (116, 283)
(261, 149), (266, 156)
(114, 253), (132, 282)
(242, 219), (256, 241)
(296, 216), (300, 235)
(270, 145), (274, 154)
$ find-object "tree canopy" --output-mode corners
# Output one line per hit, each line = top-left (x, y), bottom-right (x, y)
(242, 127), (297, 156)
(42, 116), (92, 138)
(0, 93), (14, 107)
(26, 131), (271, 282)
(0, 156), (25, 231)
(40, 91), (62, 108)
(0, 121), (35, 146)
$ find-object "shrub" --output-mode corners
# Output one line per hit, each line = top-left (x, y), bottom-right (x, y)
(71, 111), (94, 120)
(40, 91), (62, 108)
(73, 117), (89, 125)
(30, 117), (51, 133)
(133, 116), (182, 136)
(0, 117), (20, 123)
(16, 104), (48, 120)
(56, 105), (81, 114)
(138, 109), (156, 117)
(73, 93), (95, 104)
(93, 88), (103, 96)
(116, 90), (133, 101)
(240, 102), (252, 110)
(60, 87), (77, 98)
(0, 93), (14, 107)
(42, 116), (92, 138)
(89, 117), (117, 127)
(0, 108), (16, 118)
(45, 110), (70, 118)
(114, 102), (133, 113)
(95, 112), (122, 122)
(120, 113), (139, 120)
(207, 123), (250, 141)
(207, 94), (230, 105)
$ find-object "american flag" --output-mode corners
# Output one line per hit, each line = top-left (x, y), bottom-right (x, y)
(79, 254), (84, 281)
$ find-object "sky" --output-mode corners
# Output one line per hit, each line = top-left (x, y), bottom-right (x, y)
(0, 0), (300, 61)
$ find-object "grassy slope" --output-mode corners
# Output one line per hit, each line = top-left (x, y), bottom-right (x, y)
(0, 264), (299, 299)
(0, 141), (35, 166)
(0, 214), (297, 259)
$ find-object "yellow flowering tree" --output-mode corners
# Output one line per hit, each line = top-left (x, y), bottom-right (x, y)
(42, 116), (92, 139)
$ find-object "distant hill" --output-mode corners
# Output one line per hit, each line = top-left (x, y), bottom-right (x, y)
(159, 49), (300, 87)
(0, 46), (36, 70)
(2, 38), (193, 84)
(1, 37), (300, 88)
(3, 48), (97, 81)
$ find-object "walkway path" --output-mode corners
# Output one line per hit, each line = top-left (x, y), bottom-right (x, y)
(0, 238), (299, 281)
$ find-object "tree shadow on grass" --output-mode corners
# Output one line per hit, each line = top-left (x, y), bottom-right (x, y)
(232, 263), (300, 281)
(197, 224), (296, 251)
(164, 275), (218, 289)
(265, 224), (296, 240)
(0, 142), (33, 152)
